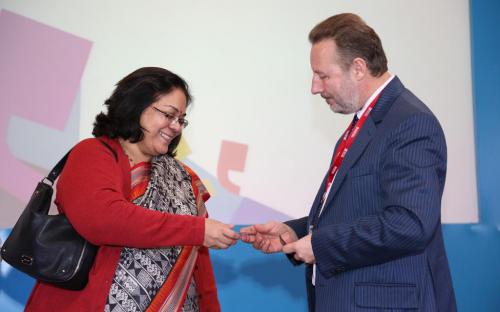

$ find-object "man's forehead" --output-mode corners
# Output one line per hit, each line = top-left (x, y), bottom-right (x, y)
(311, 40), (339, 65)
(312, 39), (337, 51)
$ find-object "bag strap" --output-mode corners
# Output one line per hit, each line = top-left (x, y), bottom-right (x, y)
(44, 139), (119, 185)
(98, 139), (118, 162)
(46, 151), (71, 184)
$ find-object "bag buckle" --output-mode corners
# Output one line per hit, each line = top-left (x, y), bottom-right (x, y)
(21, 255), (33, 266)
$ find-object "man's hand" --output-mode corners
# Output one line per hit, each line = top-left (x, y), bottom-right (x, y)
(204, 219), (240, 249)
(282, 234), (315, 264)
(240, 221), (298, 253)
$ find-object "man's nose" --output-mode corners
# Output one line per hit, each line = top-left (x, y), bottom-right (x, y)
(311, 77), (323, 94)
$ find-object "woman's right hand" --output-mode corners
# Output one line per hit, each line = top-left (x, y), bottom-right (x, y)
(203, 219), (240, 249)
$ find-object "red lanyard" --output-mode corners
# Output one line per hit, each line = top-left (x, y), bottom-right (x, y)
(321, 94), (381, 203)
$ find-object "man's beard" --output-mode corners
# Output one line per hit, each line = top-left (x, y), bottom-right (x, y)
(327, 80), (360, 114)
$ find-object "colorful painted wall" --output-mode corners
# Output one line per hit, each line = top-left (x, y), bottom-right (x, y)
(1, 0), (498, 311)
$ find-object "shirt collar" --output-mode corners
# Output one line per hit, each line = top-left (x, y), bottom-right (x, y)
(356, 74), (395, 119)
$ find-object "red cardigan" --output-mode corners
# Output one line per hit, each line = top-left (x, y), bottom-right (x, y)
(25, 137), (220, 311)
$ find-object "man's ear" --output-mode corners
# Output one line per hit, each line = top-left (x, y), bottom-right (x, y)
(351, 57), (368, 80)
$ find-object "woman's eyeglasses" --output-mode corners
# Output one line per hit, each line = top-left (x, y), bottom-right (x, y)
(151, 106), (189, 128)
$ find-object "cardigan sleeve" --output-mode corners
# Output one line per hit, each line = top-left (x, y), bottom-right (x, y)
(56, 138), (205, 248)
(183, 162), (220, 311)
(194, 246), (220, 312)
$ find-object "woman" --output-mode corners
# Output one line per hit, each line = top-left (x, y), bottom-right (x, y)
(25, 67), (239, 312)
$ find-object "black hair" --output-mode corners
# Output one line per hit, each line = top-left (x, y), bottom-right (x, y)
(92, 67), (192, 156)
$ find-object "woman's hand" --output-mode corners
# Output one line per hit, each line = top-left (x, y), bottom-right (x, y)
(203, 219), (240, 249)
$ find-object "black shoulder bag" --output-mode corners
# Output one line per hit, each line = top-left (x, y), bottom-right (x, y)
(1, 140), (116, 290)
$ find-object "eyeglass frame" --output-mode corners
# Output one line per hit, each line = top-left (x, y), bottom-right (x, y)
(151, 106), (189, 128)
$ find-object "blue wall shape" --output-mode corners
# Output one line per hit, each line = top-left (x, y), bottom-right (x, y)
(440, 0), (500, 311)
(1, 0), (499, 310)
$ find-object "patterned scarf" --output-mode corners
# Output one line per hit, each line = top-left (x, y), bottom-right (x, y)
(105, 155), (200, 312)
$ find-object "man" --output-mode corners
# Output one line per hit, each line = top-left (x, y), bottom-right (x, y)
(241, 13), (457, 311)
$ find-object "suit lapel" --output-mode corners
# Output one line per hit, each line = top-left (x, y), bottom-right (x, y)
(307, 170), (329, 226)
(322, 118), (376, 209)
(318, 76), (405, 217)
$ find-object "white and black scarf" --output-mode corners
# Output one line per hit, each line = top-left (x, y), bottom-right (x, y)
(104, 155), (199, 312)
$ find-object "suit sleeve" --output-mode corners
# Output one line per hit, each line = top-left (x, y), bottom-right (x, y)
(285, 216), (309, 239)
(312, 113), (447, 278)
(283, 217), (309, 266)
(57, 139), (205, 248)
